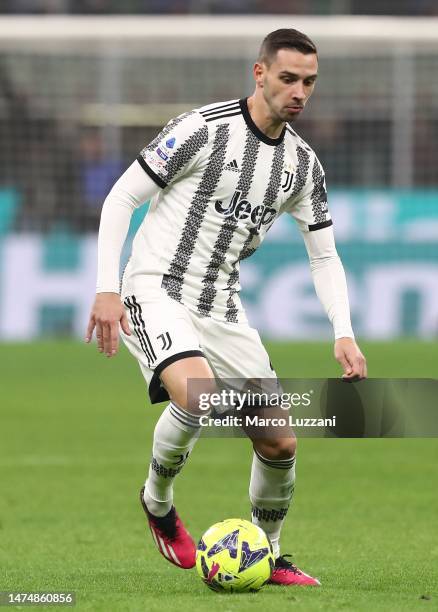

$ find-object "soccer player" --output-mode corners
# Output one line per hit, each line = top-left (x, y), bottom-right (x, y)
(86, 28), (367, 586)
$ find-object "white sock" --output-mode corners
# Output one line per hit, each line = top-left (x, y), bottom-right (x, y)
(143, 402), (201, 517)
(249, 449), (296, 559)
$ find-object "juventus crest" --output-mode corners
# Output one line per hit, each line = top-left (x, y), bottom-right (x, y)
(282, 167), (294, 193)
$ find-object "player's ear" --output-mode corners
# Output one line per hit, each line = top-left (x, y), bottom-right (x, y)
(253, 62), (264, 87)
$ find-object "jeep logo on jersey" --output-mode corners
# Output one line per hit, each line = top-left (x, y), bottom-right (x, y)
(214, 190), (277, 231)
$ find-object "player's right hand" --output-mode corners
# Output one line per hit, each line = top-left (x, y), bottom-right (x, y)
(85, 292), (131, 357)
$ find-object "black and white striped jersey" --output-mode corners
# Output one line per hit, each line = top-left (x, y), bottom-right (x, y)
(128, 97), (332, 324)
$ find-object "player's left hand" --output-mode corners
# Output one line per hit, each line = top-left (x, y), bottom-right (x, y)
(334, 337), (367, 381)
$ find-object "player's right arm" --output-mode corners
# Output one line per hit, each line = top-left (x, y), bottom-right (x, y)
(85, 161), (161, 357)
(86, 110), (209, 357)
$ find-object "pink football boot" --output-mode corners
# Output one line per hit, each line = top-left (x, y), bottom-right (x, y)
(269, 555), (321, 586)
(140, 487), (196, 569)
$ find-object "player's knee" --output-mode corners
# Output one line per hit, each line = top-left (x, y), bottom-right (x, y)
(160, 356), (216, 414)
(171, 379), (218, 415)
(188, 379), (218, 414)
(256, 436), (296, 460)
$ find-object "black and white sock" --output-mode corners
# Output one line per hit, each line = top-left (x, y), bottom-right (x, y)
(249, 449), (296, 559)
(143, 402), (202, 517)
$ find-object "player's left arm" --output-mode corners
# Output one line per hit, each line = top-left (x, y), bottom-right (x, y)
(302, 226), (367, 381)
(284, 153), (367, 380)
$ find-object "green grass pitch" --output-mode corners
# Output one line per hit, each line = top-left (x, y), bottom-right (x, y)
(1, 341), (437, 611)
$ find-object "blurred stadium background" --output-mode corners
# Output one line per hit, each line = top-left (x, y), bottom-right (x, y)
(0, 2), (438, 342)
(2, 5), (438, 611)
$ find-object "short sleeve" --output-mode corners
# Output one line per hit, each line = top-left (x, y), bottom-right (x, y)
(137, 111), (209, 189)
(282, 151), (333, 233)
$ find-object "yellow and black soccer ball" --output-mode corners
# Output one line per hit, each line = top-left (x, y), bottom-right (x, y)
(196, 518), (274, 593)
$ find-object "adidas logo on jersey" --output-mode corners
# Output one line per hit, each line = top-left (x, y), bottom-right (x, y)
(225, 159), (240, 173)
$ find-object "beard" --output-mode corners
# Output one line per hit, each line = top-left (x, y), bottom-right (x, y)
(263, 88), (301, 124)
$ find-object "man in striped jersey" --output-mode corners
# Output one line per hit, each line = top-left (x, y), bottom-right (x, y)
(86, 28), (367, 586)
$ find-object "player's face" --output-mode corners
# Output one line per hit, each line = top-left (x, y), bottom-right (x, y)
(257, 49), (318, 123)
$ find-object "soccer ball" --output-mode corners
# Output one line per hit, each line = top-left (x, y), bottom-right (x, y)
(196, 518), (274, 593)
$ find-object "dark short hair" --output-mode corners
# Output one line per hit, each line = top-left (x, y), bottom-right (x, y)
(258, 28), (318, 65)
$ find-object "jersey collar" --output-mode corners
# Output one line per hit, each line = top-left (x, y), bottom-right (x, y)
(239, 97), (286, 146)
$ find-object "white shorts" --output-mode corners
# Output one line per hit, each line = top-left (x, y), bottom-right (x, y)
(121, 284), (276, 404)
